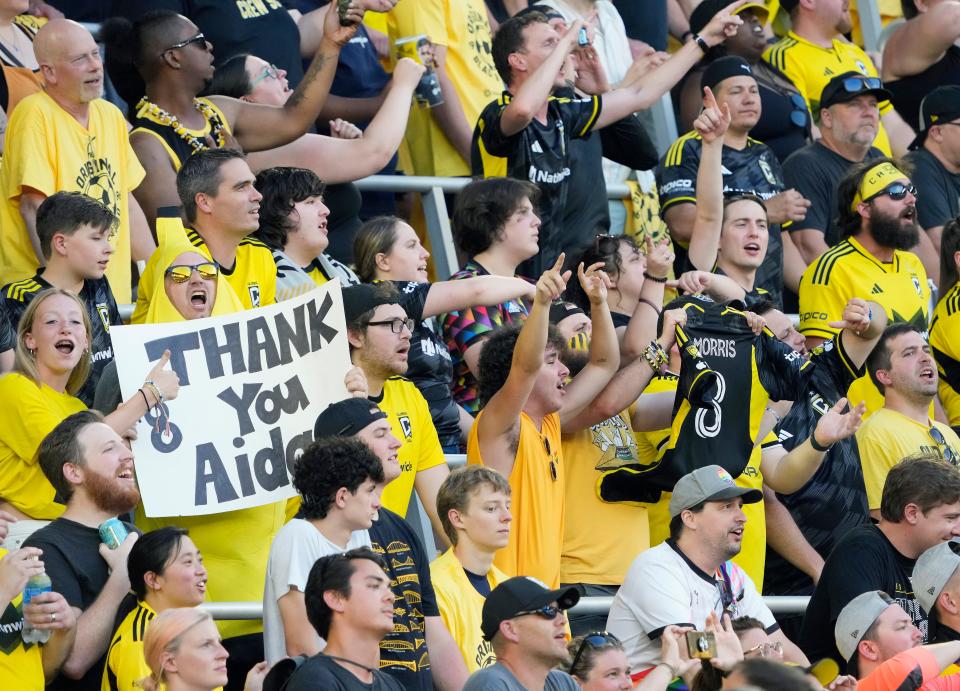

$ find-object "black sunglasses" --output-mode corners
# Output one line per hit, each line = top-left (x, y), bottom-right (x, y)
(867, 182), (918, 203)
(929, 426), (957, 463)
(515, 604), (563, 620)
(570, 631), (620, 674)
(542, 435), (558, 481)
(163, 32), (206, 55)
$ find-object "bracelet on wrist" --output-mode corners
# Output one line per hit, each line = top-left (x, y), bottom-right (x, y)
(692, 32), (710, 53)
(643, 271), (668, 283)
(810, 430), (833, 452)
(642, 340), (669, 374)
(656, 661), (679, 678)
(765, 406), (782, 426)
(638, 297), (662, 316)
(139, 388), (150, 412)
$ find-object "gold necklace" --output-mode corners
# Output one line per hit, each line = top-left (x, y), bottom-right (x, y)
(136, 96), (227, 153)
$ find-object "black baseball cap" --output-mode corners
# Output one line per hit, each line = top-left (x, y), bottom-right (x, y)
(481, 577), (580, 641)
(909, 85), (960, 150)
(549, 301), (585, 325)
(701, 56), (755, 92)
(819, 72), (891, 110)
(689, 0), (768, 35)
(314, 398), (387, 438)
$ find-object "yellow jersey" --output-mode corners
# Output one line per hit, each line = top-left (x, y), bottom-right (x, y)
(0, 547), (43, 691)
(429, 549), (507, 672)
(931, 284), (960, 426)
(0, 92), (145, 303)
(856, 408), (960, 510)
(764, 31), (892, 155)
(799, 235), (930, 415)
(102, 600), (156, 691)
(468, 411), (565, 588)
(374, 377), (447, 517)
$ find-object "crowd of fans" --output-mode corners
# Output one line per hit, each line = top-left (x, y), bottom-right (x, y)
(2, 0), (960, 689)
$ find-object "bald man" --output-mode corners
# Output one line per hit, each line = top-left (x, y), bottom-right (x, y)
(0, 19), (154, 304)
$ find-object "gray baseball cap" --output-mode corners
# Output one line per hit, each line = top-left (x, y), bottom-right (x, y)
(834, 591), (895, 662)
(912, 541), (960, 615)
(668, 465), (763, 518)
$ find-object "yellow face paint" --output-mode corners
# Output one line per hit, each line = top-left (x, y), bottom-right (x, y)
(852, 161), (910, 210)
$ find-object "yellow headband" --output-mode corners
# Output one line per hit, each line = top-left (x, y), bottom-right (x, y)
(851, 161), (909, 210)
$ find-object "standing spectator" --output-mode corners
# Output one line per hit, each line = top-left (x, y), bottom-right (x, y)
(904, 86), (960, 265)
(764, 0), (914, 157)
(798, 158), (930, 415)
(283, 549), (404, 691)
(263, 436), (383, 665)
(784, 73), (887, 265)
(856, 324), (960, 514)
(0, 19), (152, 305)
(0, 3), (44, 153)
(799, 455), (960, 665)
(24, 411), (142, 691)
(431, 466), (512, 672)
(930, 219), (960, 429)
(464, 576), (581, 691)
(1, 193), (120, 408)
(913, 540), (960, 657)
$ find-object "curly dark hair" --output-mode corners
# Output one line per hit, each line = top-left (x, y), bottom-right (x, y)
(477, 323), (567, 408)
(565, 234), (640, 312)
(835, 156), (911, 240)
(452, 178), (540, 256)
(294, 437), (384, 520)
(252, 167), (326, 251)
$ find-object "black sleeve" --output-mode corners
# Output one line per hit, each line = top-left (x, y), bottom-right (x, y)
(783, 151), (829, 234)
(474, 100), (520, 158)
(392, 281), (430, 323)
(22, 535), (85, 609)
(598, 113), (659, 170)
(109, 0), (187, 19)
(557, 94), (603, 140)
(813, 335), (863, 391)
(757, 330), (810, 401)
(912, 159), (954, 230)
(657, 138), (700, 211)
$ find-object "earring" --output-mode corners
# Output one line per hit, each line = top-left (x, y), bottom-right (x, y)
(28, 348), (36, 358)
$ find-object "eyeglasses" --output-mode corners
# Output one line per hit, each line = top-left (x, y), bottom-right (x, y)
(162, 32), (207, 54)
(929, 426), (957, 463)
(743, 641), (783, 658)
(840, 76), (883, 94)
(367, 318), (415, 335)
(867, 182), (918, 203)
(570, 631), (620, 673)
(250, 62), (281, 88)
(542, 435), (558, 481)
(788, 92), (808, 128)
(165, 262), (219, 283)
(514, 604), (563, 620)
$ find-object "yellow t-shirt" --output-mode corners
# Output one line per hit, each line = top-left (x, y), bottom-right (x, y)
(0, 374), (84, 519)
(468, 411), (565, 588)
(374, 377), (447, 517)
(930, 284), (960, 426)
(560, 409), (649, 586)
(763, 31), (892, 155)
(799, 236), (930, 416)
(429, 549), (507, 672)
(0, 547), (43, 691)
(387, 0), (503, 176)
(103, 600), (156, 691)
(857, 407), (960, 510)
(0, 91), (146, 304)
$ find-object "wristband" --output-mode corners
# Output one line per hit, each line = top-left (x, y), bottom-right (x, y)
(810, 430), (833, 452)
(692, 32), (710, 53)
(139, 388), (151, 412)
(638, 298), (662, 316)
(656, 661), (679, 678)
(644, 272), (668, 283)
(765, 406), (782, 426)
(680, 30), (693, 42)
(642, 341), (669, 374)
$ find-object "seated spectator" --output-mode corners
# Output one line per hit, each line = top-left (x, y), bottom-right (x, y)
(103, 527), (208, 690)
(834, 590), (960, 687)
(0, 6), (45, 154)
(473, 7), (742, 275)
(252, 166), (359, 302)
(799, 454), (960, 666)
(442, 178), (540, 415)
(0, 533), (77, 688)
(464, 576), (581, 690)
(138, 608), (267, 691)
(470, 257), (619, 587)
(133, 149), (276, 318)
(881, 0), (960, 133)
(857, 324), (960, 514)
(764, 0), (914, 157)
(905, 86), (960, 269)
(342, 283), (451, 541)
(24, 411), (142, 691)
(659, 56), (809, 307)
(282, 549), (403, 691)
(353, 215), (535, 451)
(313, 397), (470, 691)
(0, 289), (177, 528)
(931, 218), (960, 428)
(798, 158), (930, 415)
(913, 540), (960, 658)
(606, 464), (808, 675)
(677, 0), (809, 164)
(0, 19), (153, 304)
(732, 617), (785, 660)
(263, 436), (383, 664)
(2, 192), (120, 407)
(431, 466), (512, 672)
(784, 73), (888, 266)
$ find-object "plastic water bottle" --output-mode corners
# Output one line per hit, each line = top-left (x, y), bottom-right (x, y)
(22, 571), (52, 644)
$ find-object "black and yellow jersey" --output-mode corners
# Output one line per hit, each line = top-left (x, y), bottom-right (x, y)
(130, 97), (232, 171)
(102, 600), (156, 691)
(931, 283), (960, 427)
(185, 229), (277, 310)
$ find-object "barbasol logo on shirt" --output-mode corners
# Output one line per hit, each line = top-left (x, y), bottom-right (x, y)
(528, 166), (571, 184)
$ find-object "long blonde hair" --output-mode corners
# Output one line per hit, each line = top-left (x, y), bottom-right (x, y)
(137, 608), (213, 691)
(13, 288), (92, 396)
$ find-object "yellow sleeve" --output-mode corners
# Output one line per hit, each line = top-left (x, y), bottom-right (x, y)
(798, 262), (849, 339)
(856, 420), (902, 510)
(3, 105), (56, 200)
(415, 389), (446, 472)
(0, 377), (81, 463)
(106, 636), (151, 691)
(389, 0), (448, 47)
(764, 42), (811, 109)
(931, 301), (960, 425)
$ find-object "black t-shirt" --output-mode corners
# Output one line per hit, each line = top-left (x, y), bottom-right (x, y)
(369, 508), (439, 691)
(763, 337), (870, 597)
(749, 80), (810, 164)
(886, 46), (960, 131)
(783, 142), (883, 247)
(2, 272), (120, 407)
(905, 148), (960, 232)
(657, 133), (786, 306)
(286, 655), (405, 691)
(24, 518), (136, 691)
(472, 91), (603, 276)
(390, 281), (460, 448)
(798, 524), (925, 667)
(612, 0), (667, 50)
